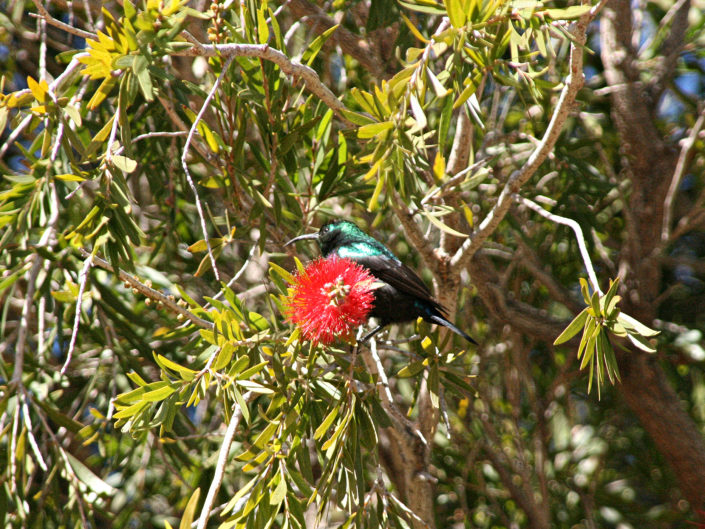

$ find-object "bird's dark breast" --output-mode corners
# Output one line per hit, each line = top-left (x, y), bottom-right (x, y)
(369, 284), (426, 324)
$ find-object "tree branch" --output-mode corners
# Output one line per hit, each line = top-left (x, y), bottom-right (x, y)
(30, 0), (97, 40)
(78, 248), (214, 330)
(390, 191), (440, 276)
(516, 195), (603, 295)
(661, 105), (705, 243)
(180, 56), (235, 283)
(196, 392), (254, 529)
(450, 3), (601, 269)
(649, 0), (691, 100)
(173, 42), (352, 124)
(286, 0), (388, 79)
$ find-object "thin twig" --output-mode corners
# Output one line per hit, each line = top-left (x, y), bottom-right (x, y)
(360, 340), (428, 448)
(661, 105), (705, 243)
(196, 392), (253, 529)
(78, 248), (214, 329)
(61, 254), (93, 375)
(30, 0), (97, 40)
(450, 3), (602, 269)
(517, 195), (602, 295)
(21, 394), (48, 471)
(204, 243), (258, 308)
(38, 15), (47, 81)
(12, 182), (60, 384)
(181, 56), (235, 283)
(172, 42), (351, 123)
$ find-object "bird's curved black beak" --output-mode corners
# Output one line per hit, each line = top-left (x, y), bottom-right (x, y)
(284, 232), (319, 247)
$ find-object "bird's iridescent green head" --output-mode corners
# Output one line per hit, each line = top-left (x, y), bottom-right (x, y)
(316, 220), (369, 256)
(285, 220), (396, 260)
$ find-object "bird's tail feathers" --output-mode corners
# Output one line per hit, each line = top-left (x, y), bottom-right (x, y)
(429, 314), (477, 345)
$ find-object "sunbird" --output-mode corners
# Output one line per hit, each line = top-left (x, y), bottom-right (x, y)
(286, 220), (476, 343)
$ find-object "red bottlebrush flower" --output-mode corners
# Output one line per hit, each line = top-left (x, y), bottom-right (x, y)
(285, 256), (376, 345)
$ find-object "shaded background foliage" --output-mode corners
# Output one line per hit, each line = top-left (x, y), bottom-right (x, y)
(1, 0), (704, 528)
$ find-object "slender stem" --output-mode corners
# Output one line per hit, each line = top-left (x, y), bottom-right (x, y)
(61, 254), (93, 375)
(173, 42), (351, 124)
(661, 105), (705, 243)
(30, 0), (97, 39)
(196, 393), (253, 529)
(517, 195), (602, 295)
(181, 57), (235, 283)
(78, 248), (214, 330)
(450, 3), (602, 269)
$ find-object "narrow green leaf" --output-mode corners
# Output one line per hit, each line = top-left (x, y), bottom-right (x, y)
(579, 323), (601, 370)
(444, 0), (466, 28)
(269, 261), (295, 285)
(253, 419), (280, 450)
(545, 5), (592, 20)
(618, 312), (660, 337)
(397, 360), (425, 378)
(54, 173), (86, 182)
(358, 121), (394, 139)
(213, 343), (235, 371)
(576, 317), (595, 360)
(428, 363), (440, 409)
(133, 55), (153, 101)
(112, 155), (137, 173)
(314, 404), (340, 440)
(321, 409), (351, 451)
(65, 452), (116, 495)
(179, 488), (200, 529)
(223, 474), (259, 514)
(554, 308), (589, 345)
(270, 475), (287, 506)
(627, 332), (657, 353)
(422, 210), (469, 238)
(142, 383), (176, 402)
(340, 109), (376, 126)
(236, 361), (268, 380)
(590, 290), (601, 318)
(257, 6), (270, 44)
(303, 24), (339, 66)
(426, 68), (450, 98)
(409, 94), (427, 129)
(113, 400), (149, 420)
(233, 387), (250, 424)
(579, 277), (591, 305)
(154, 354), (197, 381)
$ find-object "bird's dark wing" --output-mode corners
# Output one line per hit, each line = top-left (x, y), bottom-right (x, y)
(353, 255), (447, 315)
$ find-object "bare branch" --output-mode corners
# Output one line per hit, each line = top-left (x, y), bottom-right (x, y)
(196, 392), (254, 529)
(78, 248), (214, 330)
(649, 0), (691, 98)
(173, 42), (352, 124)
(61, 254), (93, 375)
(181, 56), (235, 283)
(451, 5), (599, 269)
(517, 195), (603, 295)
(204, 243), (258, 309)
(468, 254), (568, 342)
(390, 191), (440, 276)
(30, 0), (97, 40)
(661, 105), (705, 243)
